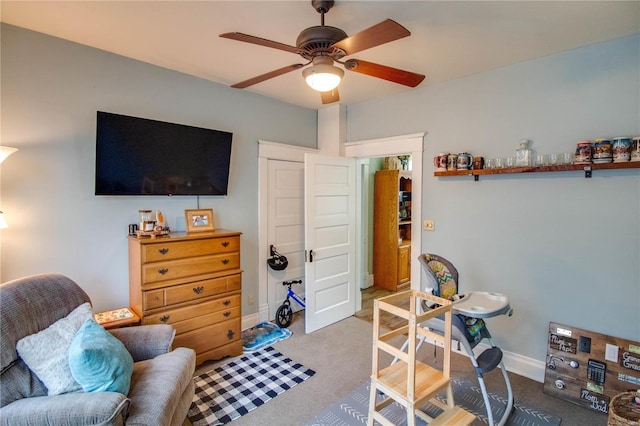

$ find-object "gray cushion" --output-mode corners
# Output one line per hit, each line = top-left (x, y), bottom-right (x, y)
(0, 392), (130, 426)
(108, 325), (175, 362)
(16, 302), (93, 395)
(126, 348), (196, 426)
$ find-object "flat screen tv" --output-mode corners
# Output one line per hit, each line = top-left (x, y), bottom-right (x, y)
(95, 111), (233, 196)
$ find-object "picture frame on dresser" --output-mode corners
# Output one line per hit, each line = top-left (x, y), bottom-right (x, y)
(185, 208), (215, 233)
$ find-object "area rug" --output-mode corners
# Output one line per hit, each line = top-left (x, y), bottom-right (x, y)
(241, 321), (291, 353)
(188, 346), (315, 425)
(306, 377), (562, 426)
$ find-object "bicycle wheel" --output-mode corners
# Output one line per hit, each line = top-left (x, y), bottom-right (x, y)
(275, 303), (293, 328)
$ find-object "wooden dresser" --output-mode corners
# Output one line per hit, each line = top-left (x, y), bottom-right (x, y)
(128, 230), (243, 365)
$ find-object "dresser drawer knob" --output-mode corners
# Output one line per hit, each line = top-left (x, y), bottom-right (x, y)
(221, 259), (230, 265)
(223, 311), (231, 317)
(158, 248), (169, 255)
(158, 268), (169, 275)
(227, 330), (235, 340)
(159, 315), (170, 323)
(192, 286), (204, 295)
(223, 299), (231, 306)
(221, 241), (229, 247)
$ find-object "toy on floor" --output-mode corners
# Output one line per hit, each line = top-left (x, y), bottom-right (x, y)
(275, 280), (305, 328)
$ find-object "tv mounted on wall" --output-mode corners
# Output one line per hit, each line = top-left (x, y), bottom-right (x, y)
(95, 111), (233, 196)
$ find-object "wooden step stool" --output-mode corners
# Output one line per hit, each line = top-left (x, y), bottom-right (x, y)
(368, 290), (475, 426)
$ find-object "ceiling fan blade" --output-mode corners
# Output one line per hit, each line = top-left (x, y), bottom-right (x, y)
(331, 19), (410, 55)
(344, 59), (425, 87)
(220, 32), (303, 55)
(321, 88), (340, 104)
(231, 64), (305, 89)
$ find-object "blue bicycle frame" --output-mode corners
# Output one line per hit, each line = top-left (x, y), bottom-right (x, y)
(284, 280), (305, 308)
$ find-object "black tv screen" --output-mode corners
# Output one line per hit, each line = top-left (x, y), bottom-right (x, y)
(95, 111), (232, 196)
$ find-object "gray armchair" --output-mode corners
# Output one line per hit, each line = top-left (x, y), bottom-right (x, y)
(0, 274), (196, 426)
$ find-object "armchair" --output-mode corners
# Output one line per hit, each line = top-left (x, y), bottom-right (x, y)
(0, 274), (196, 426)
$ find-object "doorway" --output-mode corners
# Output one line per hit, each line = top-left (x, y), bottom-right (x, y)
(256, 133), (425, 329)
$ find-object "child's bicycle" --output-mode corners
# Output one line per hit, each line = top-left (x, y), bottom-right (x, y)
(275, 280), (305, 328)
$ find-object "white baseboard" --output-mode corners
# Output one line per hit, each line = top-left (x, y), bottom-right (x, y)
(365, 273), (374, 289)
(416, 336), (547, 383)
(241, 312), (260, 331)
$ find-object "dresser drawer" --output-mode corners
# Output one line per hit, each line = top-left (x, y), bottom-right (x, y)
(173, 318), (241, 355)
(144, 304), (240, 335)
(142, 236), (240, 262)
(142, 276), (240, 310)
(144, 289), (165, 310)
(142, 252), (240, 283)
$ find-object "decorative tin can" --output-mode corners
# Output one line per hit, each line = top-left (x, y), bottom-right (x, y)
(612, 137), (631, 162)
(593, 139), (612, 163)
(575, 141), (592, 164)
(631, 137), (640, 162)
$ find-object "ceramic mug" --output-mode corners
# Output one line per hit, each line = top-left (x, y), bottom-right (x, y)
(473, 156), (484, 170)
(457, 153), (473, 170)
(433, 153), (448, 171)
(446, 153), (458, 171)
(612, 137), (631, 162)
(631, 137), (640, 162)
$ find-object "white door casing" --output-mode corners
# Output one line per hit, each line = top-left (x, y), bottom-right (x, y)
(304, 153), (357, 333)
(344, 133), (425, 293)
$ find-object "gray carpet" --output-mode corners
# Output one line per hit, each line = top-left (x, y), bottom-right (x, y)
(307, 378), (561, 426)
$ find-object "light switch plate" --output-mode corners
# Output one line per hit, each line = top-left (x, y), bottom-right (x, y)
(423, 219), (434, 231)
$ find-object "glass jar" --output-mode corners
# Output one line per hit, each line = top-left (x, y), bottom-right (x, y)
(515, 139), (532, 167)
(139, 210), (155, 232)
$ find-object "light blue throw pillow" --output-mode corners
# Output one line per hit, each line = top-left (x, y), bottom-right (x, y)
(68, 319), (134, 394)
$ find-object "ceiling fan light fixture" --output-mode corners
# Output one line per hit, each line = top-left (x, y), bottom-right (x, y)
(302, 64), (344, 92)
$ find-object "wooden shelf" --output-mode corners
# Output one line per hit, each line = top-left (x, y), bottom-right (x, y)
(435, 161), (640, 180)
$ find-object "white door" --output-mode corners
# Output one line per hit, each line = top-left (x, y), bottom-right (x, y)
(267, 160), (305, 319)
(304, 153), (357, 333)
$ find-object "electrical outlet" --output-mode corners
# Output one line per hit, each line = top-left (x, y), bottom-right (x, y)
(423, 219), (435, 231)
(247, 294), (255, 306)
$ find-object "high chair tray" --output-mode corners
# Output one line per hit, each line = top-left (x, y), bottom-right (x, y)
(452, 291), (512, 318)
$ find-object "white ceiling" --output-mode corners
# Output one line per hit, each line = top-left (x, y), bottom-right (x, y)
(2, 1), (639, 110)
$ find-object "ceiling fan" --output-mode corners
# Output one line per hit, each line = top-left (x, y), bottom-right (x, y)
(220, 0), (425, 104)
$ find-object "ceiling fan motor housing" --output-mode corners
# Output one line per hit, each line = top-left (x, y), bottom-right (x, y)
(296, 26), (347, 60)
(312, 0), (334, 14)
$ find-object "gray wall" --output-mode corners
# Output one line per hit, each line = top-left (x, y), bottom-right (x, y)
(346, 35), (640, 360)
(0, 24), (317, 315)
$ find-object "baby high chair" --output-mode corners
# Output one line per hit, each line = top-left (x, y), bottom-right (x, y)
(406, 253), (515, 426)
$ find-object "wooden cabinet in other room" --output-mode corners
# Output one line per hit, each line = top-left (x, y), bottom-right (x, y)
(129, 230), (242, 365)
(373, 169), (412, 291)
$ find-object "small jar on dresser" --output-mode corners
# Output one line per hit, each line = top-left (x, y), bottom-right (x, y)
(128, 230), (243, 365)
